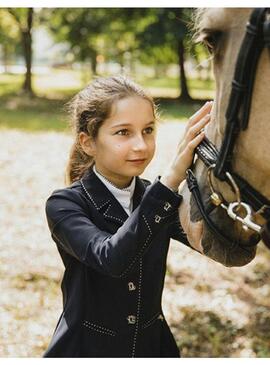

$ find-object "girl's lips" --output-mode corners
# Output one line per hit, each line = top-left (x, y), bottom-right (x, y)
(127, 159), (147, 164)
(128, 159), (146, 161)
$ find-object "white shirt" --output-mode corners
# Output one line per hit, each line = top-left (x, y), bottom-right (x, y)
(93, 165), (136, 216)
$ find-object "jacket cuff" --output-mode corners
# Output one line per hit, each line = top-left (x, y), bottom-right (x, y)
(148, 176), (183, 207)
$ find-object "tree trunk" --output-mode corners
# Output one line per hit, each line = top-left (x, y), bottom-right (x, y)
(178, 38), (192, 102)
(90, 51), (97, 75)
(3, 43), (9, 73)
(22, 8), (34, 96)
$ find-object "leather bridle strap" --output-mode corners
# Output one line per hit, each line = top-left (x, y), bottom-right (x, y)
(261, 221), (270, 249)
(187, 135), (270, 248)
(214, 8), (268, 180)
(186, 169), (236, 248)
(195, 136), (219, 167)
(196, 137), (270, 218)
(186, 169), (260, 249)
(264, 12), (270, 48)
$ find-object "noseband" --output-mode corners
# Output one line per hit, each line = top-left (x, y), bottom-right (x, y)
(186, 8), (270, 248)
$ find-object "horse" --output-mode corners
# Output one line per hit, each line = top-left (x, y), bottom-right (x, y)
(178, 8), (270, 266)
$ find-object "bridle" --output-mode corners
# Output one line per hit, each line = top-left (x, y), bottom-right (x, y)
(186, 8), (270, 249)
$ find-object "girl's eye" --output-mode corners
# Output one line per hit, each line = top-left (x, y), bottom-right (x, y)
(144, 127), (154, 134)
(115, 129), (129, 136)
(115, 127), (154, 136)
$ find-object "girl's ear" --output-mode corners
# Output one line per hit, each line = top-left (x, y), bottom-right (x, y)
(79, 132), (96, 157)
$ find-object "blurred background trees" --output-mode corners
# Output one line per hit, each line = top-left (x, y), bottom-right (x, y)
(0, 7), (214, 131)
(0, 8), (212, 97)
(4, 8), (34, 95)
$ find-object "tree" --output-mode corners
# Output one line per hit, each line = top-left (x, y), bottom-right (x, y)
(41, 8), (197, 100)
(42, 9), (110, 75)
(7, 8), (34, 96)
(136, 8), (194, 101)
(0, 9), (20, 73)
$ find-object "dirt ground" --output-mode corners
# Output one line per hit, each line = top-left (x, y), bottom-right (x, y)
(1, 124), (270, 357)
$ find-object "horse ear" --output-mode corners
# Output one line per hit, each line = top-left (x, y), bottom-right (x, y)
(261, 221), (270, 250)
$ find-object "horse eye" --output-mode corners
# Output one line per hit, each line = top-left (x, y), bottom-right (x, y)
(202, 30), (222, 53)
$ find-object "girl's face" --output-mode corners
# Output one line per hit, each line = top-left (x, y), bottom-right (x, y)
(85, 96), (156, 188)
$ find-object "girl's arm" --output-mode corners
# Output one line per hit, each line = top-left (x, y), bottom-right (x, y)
(160, 102), (212, 250)
(46, 177), (182, 278)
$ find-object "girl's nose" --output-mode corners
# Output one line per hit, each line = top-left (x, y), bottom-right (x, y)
(132, 135), (148, 151)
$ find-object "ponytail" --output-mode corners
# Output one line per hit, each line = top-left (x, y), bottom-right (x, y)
(65, 139), (94, 185)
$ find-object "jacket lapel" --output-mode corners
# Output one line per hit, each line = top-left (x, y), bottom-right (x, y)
(132, 177), (147, 211)
(80, 168), (147, 228)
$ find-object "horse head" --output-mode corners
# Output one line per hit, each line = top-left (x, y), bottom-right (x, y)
(179, 8), (270, 266)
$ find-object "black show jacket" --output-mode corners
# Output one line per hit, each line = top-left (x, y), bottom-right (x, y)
(43, 168), (191, 357)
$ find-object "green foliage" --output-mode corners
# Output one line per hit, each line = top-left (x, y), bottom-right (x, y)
(247, 307), (270, 357)
(0, 9), (21, 58)
(0, 7), (213, 99)
(42, 9), (149, 71)
(41, 9), (105, 64)
(171, 307), (243, 357)
(135, 9), (193, 65)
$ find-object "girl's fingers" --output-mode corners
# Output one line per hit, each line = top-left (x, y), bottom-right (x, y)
(188, 101), (213, 127)
(192, 113), (211, 134)
(187, 130), (205, 150)
(187, 114), (210, 140)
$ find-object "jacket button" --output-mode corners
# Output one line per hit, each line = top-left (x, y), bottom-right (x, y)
(128, 282), (136, 291)
(127, 315), (136, 324)
(155, 215), (161, 223)
(164, 202), (172, 211)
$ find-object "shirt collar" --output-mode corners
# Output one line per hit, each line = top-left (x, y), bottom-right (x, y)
(93, 165), (136, 214)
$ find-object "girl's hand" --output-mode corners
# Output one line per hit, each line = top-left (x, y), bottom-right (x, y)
(160, 101), (213, 191)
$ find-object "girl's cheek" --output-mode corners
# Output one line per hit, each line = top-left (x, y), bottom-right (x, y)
(149, 138), (156, 152)
(113, 143), (128, 156)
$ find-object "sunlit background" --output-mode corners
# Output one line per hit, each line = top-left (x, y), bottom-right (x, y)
(0, 8), (269, 358)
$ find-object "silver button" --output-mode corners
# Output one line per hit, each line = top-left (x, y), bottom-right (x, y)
(164, 202), (172, 211)
(128, 282), (136, 291)
(127, 315), (136, 324)
(155, 215), (161, 223)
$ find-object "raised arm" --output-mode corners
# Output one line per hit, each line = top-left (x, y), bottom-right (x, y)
(46, 177), (182, 278)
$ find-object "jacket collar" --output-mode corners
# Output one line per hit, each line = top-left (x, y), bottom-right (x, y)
(80, 168), (147, 226)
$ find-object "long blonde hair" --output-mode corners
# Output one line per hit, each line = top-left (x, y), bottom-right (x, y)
(65, 75), (157, 185)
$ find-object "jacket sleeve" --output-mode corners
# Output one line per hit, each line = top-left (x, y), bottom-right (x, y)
(168, 211), (190, 245)
(45, 177), (183, 278)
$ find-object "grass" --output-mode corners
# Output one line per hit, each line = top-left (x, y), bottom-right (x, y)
(0, 97), (69, 132)
(157, 99), (206, 121)
(172, 307), (242, 357)
(0, 71), (215, 132)
(141, 76), (215, 100)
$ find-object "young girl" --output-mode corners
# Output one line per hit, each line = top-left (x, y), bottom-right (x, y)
(44, 75), (211, 358)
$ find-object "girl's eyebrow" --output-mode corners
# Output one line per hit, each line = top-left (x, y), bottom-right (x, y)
(111, 121), (155, 129)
